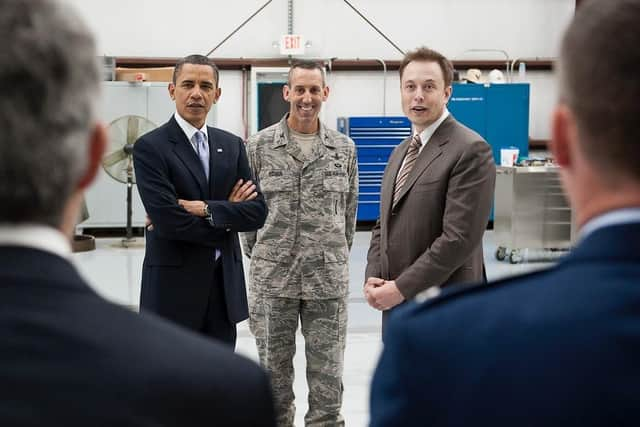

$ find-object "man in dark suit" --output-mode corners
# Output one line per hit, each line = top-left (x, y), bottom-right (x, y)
(370, 1), (640, 425)
(364, 47), (496, 326)
(0, 1), (275, 425)
(134, 55), (267, 347)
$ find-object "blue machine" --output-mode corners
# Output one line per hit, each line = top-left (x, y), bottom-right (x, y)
(338, 116), (411, 221)
(448, 83), (530, 164)
(339, 82), (530, 222)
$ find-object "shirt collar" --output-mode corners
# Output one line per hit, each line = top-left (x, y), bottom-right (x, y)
(415, 107), (450, 147)
(579, 207), (640, 241)
(277, 113), (334, 149)
(174, 112), (208, 143)
(289, 127), (319, 140)
(0, 224), (71, 258)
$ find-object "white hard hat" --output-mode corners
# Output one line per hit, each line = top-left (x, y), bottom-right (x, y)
(463, 68), (483, 84)
(488, 69), (506, 84)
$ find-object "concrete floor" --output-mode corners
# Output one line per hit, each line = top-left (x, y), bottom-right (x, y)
(71, 230), (555, 427)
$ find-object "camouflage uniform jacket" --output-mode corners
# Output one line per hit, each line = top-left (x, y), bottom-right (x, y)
(242, 114), (358, 299)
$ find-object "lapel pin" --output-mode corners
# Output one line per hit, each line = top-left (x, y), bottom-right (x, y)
(217, 148), (223, 153)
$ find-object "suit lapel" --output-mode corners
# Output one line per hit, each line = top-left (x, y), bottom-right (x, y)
(168, 117), (208, 197)
(380, 138), (409, 214)
(207, 127), (226, 199)
(394, 135), (445, 205)
(391, 116), (455, 207)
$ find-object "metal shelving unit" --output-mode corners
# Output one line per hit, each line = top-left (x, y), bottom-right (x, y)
(494, 165), (574, 263)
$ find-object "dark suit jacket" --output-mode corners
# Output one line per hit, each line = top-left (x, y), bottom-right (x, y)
(370, 222), (640, 426)
(366, 115), (495, 300)
(133, 116), (267, 326)
(0, 246), (275, 426)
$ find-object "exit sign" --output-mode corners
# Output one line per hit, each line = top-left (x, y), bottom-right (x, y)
(280, 34), (305, 55)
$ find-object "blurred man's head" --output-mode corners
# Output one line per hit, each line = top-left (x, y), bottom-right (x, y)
(0, 0), (107, 235)
(551, 0), (640, 226)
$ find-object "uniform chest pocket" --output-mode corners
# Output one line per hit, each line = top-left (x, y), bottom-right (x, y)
(261, 170), (294, 192)
(323, 171), (349, 192)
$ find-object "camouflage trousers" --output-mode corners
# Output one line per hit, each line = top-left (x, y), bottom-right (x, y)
(249, 295), (347, 427)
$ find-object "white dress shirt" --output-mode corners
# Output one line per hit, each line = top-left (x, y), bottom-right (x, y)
(399, 108), (450, 171)
(174, 112), (209, 154)
(0, 224), (70, 258)
(579, 207), (640, 241)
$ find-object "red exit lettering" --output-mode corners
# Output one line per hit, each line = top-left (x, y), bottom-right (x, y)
(285, 35), (300, 49)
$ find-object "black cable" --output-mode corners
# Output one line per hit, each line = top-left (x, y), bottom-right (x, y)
(205, 0), (274, 57)
(342, 0), (405, 56)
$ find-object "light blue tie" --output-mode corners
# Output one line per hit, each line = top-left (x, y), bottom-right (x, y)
(194, 131), (209, 180)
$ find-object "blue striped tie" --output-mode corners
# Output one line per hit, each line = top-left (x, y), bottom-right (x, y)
(194, 131), (209, 180)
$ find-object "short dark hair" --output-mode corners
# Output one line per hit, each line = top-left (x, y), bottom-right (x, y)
(287, 60), (326, 86)
(399, 46), (454, 88)
(173, 54), (219, 86)
(559, 0), (640, 181)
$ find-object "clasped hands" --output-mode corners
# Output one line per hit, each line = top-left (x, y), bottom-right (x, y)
(364, 277), (405, 311)
(146, 179), (256, 230)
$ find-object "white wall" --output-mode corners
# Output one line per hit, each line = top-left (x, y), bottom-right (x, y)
(68, 0), (573, 59)
(216, 70), (247, 137)
(527, 70), (559, 141)
(67, 0), (574, 140)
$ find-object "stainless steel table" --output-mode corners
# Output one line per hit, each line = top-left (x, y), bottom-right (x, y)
(494, 165), (574, 263)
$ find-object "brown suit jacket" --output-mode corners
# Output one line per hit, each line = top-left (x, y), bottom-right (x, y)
(365, 115), (496, 300)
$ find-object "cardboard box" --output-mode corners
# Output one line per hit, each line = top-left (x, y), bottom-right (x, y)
(115, 67), (174, 82)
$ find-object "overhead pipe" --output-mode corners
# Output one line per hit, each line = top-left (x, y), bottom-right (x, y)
(373, 58), (387, 116)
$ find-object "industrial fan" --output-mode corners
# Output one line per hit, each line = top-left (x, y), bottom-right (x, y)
(102, 115), (156, 247)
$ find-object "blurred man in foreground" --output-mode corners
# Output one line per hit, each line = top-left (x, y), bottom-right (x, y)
(0, 1), (274, 425)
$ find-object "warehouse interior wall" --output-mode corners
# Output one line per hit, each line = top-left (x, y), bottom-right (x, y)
(67, 0), (574, 141)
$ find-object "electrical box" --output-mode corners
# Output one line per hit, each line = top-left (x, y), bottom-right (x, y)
(449, 83), (530, 221)
(448, 83), (530, 161)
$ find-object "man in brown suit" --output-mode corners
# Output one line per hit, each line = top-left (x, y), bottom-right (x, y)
(364, 47), (496, 327)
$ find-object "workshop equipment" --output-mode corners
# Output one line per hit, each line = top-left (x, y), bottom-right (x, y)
(494, 165), (574, 263)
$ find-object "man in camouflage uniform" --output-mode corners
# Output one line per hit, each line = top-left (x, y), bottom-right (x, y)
(242, 60), (358, 427)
